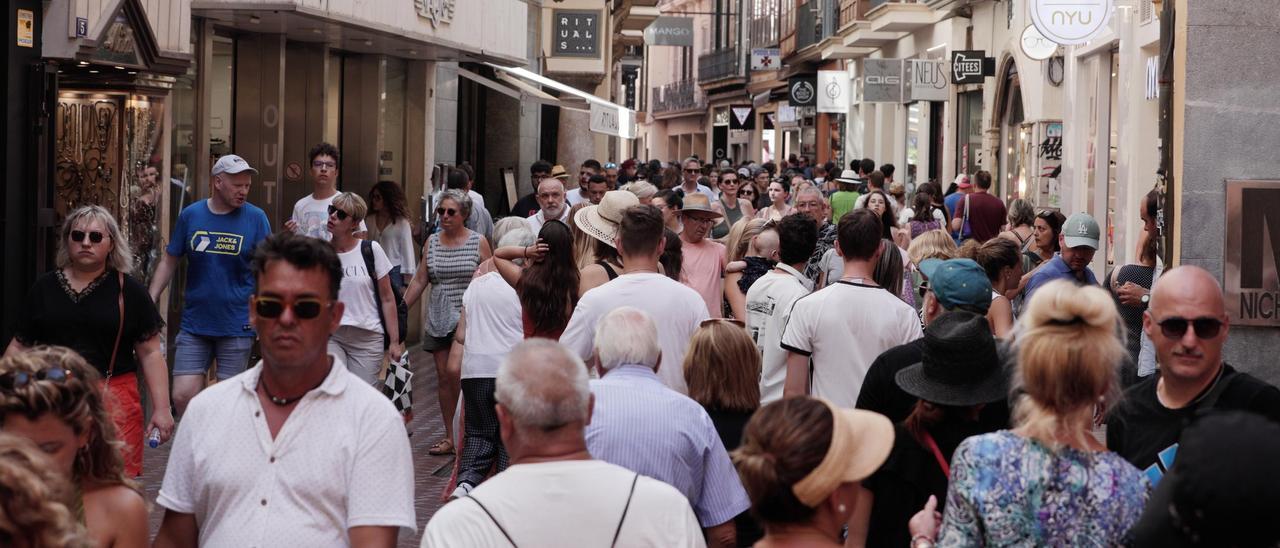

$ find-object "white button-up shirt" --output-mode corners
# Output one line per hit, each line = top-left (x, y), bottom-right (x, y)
(525, 206), (571, 232)
(157, 356), (416, 547)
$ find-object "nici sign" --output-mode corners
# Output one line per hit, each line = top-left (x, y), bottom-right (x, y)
(1029, 0), (1114, 46)
(1225, 180), (1280, 326)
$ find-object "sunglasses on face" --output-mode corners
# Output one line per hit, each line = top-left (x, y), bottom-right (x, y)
(917, 280), (931, 299)
(700, 318), (746, 328)
(326, 205), (350, 221)
(69, 230), (106, 244)
(1156, 316), (1224, 339)
(0, 368), (73, 391)
(253, 296), (327, 320)
(436, 207), (459, 217)
(684, 168), (701, 173)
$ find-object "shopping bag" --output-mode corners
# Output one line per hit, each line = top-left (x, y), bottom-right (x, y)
(382, 351), (413, 413)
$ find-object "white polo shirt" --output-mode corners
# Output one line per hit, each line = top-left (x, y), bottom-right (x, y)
(157, 356), (416, 547)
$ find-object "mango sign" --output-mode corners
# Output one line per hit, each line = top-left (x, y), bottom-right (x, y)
(1029, 0), (1113, 46)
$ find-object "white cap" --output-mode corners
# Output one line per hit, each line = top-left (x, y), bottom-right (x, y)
(211, 154), (259, 176)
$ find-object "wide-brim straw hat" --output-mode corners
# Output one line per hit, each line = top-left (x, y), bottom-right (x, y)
(790, 399), (894, 507)
(574, 190), (640, 246)
(680, 192), (723, 219)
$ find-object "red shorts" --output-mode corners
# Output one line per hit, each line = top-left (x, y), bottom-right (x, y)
(102, 373), (143, 478)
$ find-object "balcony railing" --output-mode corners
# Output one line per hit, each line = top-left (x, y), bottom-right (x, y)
(796, 0), (841, 51)
(748, 15), (779, 48)
(698, 47), (743, 83)
(651, 80), (706, 114)
(839, 0), (866, 28)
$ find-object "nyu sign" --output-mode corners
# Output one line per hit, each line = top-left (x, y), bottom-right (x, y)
(1225, 180), (1280, 326)
(1029, 0), (1114, 46)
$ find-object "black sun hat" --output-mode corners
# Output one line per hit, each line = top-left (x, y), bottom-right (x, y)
(895, 311), (1007, 407)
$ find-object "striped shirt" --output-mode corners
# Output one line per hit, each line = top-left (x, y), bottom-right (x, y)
(426, 230), (481, 337)
(584, 364), (751, 528)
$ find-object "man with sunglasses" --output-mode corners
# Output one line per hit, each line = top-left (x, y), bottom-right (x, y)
(680, 157), (718, 202)
(285, 143), (368, 240)
(148, 154), (273, 416)
(154, 232), (415, 547)
(1106, 266), (1280, 486)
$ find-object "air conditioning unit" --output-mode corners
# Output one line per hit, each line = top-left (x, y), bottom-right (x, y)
(1140, 0), (1156, 26)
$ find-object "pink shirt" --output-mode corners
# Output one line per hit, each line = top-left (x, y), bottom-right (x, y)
(680, 238), (727, 317)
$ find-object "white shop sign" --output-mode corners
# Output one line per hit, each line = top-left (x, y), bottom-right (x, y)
(816, 70), (850, 113)
(905, 59), (949, 102)
(1020, 25), (1058, 61)
(590, 102), (636, 139)
(1029, 0), (1114, 46)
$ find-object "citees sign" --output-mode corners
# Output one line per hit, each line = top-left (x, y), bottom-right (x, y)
(951, 50), (996, 85)
(905, 59), (949, 102)
(553, 10), (601, 58)
(789, 75), (817, 107)
(1029, 0), (1114, 46)
(861, 59), (903, 103)
(1225, 180), (1280, 326)
(644, 17), (693, 47)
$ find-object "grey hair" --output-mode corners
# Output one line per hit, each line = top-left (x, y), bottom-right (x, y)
(439, 189), (472, 219)
(594, 307), (661, 372)
(622, 181), (659, 202)
(493, 217), (530, 245)
(795, 185), (827, 204)
(495, 339), (590, 431)
(498, 229), (537, 266)
(56, 205), (133, 273)
(1007, 198), (1035, 227)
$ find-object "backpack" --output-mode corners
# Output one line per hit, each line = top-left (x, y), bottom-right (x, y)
(360, 240), (408, 349)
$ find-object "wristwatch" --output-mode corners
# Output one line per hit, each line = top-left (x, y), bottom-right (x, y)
(911, 535), (936, 548)
(1140, 293), (1150, 305)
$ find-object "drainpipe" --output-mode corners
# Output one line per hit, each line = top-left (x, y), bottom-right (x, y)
(1157, 0), (1175, 266)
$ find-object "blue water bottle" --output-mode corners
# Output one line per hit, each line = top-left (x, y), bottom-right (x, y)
(148, 428), (161, 448)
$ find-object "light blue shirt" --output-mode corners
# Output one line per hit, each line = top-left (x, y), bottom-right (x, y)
(1023, 255), (1099, 302)
(585, 364), (751, 528)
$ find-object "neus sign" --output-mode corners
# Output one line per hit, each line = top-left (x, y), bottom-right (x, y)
(1029, 0), (1114, 46)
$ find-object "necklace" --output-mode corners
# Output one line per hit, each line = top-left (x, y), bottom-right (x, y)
(259, 376), (321, 406)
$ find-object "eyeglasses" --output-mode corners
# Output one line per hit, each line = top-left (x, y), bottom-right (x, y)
(684, 168), (701, 173)
(0, 368), (74, 391)
(436, 207), (459, 217)
(253, 296), (328, 320)
(312, 161), (336, 170)
(684, 215), (716, 225)
(326, 205), (350, 221)
(700, 318), (746, 328)
(69, 230), (106, 244)
(1156, 316), (1224, 339)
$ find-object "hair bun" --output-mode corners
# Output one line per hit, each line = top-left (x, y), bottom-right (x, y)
(1022, 281), (1117, 332)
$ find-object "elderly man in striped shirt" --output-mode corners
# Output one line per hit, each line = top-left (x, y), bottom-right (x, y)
(583, 307), (750, 548)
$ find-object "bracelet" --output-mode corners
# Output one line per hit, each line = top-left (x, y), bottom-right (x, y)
(910, 534), (935, 548)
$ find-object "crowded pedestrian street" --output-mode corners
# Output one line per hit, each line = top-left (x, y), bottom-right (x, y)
(4, 0), (1280, 547)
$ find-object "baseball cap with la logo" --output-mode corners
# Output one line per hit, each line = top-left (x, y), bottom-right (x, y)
(1062, 212), (1101, 249)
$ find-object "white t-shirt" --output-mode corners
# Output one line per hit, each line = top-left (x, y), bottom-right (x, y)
(371, 217), (417, 275)
(565, 186), (592, 207)
(898, 206), (947, 227)
(559, 272), (710, 394)
(745, 265), (812, 404)
(336, 242), (393, 332)
(854, 191), (901, 217)
(422, 460), (705, 548)
(780, 280), (923, 407)
(460, 272), (523, 379)
(292, 193), (368, 241)
(158, 359), (416, 546)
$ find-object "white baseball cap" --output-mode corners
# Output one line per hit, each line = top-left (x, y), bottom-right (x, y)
(211, 154), (259, 176)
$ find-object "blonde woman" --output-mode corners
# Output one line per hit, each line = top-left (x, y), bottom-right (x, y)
(5, 205), (172, 478)
(723, 218), (779, 320)
(0, 434), (92, 548)
(0, 346), (148, 547)
(906, 229), (959, 314)
(908, 281), (1148, 546)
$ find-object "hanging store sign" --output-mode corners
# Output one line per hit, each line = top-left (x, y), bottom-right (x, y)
(17, 9), (33, 47)
(644, 17), (694, 47)
(1225, 179), (1280, 327)
(730, 106), (755, 130)
(589, 102), (636, 139)
(1020, 25), (1058, 61)
(414, 0), (456, 27)
(553, 10), (601, 58)
(861, 59), (903, 103)
(764, 112), (776, 130)
(816, 71), (850, 114)
(951, 50), (996, 85)
(788, 75), (817, 107)
(905, 59), (949, 102)
(751, 48), (781, 71)
(1029, 0), (1113, 46)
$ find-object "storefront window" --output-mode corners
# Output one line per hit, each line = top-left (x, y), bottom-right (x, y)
(210, 35), (235, 158)
(956, 90), (983, 177)
(379, 57), (408, 187)
(998, 63), (1026, 199)
(906, 102), (921, 190)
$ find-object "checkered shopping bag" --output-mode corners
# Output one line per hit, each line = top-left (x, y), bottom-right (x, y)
(382, 351), (413, 413)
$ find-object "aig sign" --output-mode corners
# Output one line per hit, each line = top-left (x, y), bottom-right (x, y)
(1030, 0), (1114, 46)
(1225, 180), (1280, 326)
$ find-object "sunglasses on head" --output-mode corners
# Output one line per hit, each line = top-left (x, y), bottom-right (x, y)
(326, 205), (350, 221)
(700, 318), (746, 328)
(436, 207), (459, 217)
(253, 296), (328, 320)
(1156, 316), (1224, 339)
(69, 230), (105, 244)
(0, 368), (73, 391)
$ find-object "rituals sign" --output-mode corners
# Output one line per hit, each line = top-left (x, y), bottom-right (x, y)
(554, 10), (600, 58)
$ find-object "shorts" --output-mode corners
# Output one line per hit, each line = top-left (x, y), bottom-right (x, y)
(173, 331), (255, 379)
(328, 325), (385, 388)
(421, 330), (456, 351)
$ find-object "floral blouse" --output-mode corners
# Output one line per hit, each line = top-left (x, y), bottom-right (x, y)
(937, 430), (1148, 547)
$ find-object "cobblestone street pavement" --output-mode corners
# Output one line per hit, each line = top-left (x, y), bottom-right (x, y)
(141, 346), (454, 547)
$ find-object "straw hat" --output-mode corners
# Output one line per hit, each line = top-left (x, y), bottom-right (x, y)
(550, 164), (570, 180)
(790, 399), (894, 507)
(574, 190), (640, 246)
(680, 192), (723, 219)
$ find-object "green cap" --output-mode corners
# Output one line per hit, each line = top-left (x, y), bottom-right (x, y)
(1062, 212), (1101, 249)
(918, 258), (993, 313)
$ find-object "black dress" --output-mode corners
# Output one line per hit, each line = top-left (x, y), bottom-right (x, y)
(1113, 264), (1155, 364)
(12, 269), (163, 378)
(704, 406), (763, 547)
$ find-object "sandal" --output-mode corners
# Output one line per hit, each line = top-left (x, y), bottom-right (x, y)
(428, 439), (454, 456)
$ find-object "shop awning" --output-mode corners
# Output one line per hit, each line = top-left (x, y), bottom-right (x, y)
(484, 63), (637, 139)
(457, 66), (586, 111)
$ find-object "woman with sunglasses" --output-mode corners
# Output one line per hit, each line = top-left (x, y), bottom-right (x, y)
(737, 181), (761, 211)
(710, 170), (756, 240)
(325, 193), (404, 387)
(404, 189), (492, 456)
(0, 346), (149, 547)
(4, 205), (172, 479)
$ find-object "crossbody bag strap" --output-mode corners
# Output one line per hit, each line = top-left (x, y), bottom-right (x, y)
(920, 430), (950, 478)
(361, 241), (390, 349)
(105, 272), (125, 383)
(611, 473), (641, 548)
(466, 495), (517, 548)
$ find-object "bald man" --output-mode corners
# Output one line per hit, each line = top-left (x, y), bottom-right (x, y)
(1106, 266), (1280, 486)
(423, 340), (705, 547)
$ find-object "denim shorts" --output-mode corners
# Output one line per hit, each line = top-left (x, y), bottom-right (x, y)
(173, 330), (255, 380)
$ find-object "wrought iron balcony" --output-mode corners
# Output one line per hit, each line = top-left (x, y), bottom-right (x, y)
(698, 47), (743, 84)
(651, 80), (705, 115)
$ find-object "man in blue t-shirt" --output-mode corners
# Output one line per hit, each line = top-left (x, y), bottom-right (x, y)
(1022, 212), (1100, 302)
(149, 154), (272, 415)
